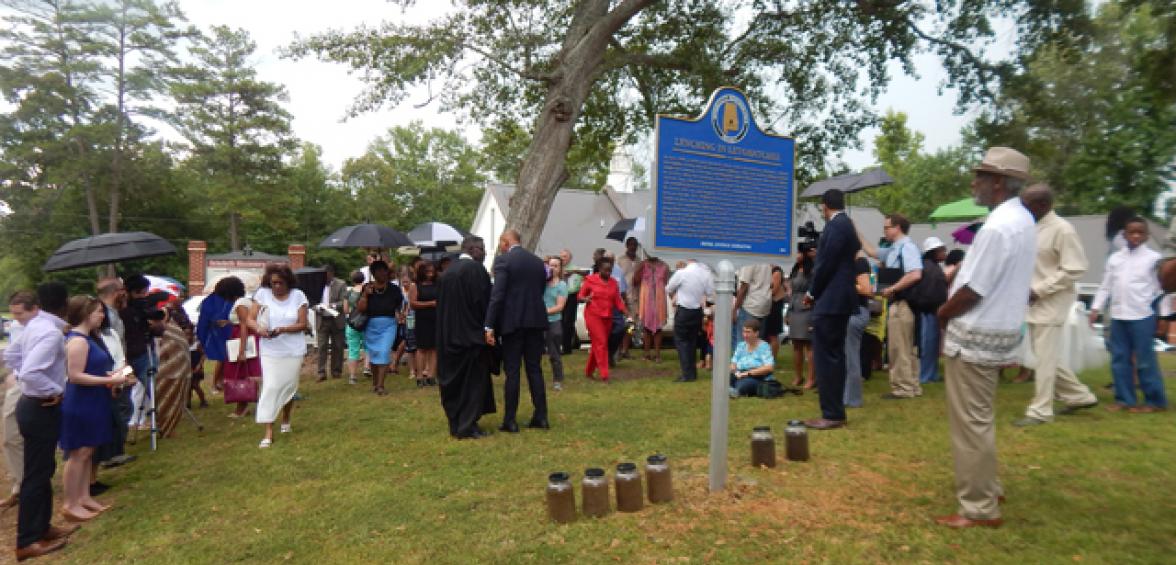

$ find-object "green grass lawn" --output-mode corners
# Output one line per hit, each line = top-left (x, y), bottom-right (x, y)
(40, 348), (1176, 564)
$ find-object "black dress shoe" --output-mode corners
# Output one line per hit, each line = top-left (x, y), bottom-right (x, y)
(499, 421), (520, 433)
(527, 419), (550, 430)
(456, 429), (489, 440)
(89, 481), (111, 496)
(673, 376), (696, 383)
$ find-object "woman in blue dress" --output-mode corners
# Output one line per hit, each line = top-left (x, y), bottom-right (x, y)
(62, 296), (135, 522)
(356, 260), (403, 395)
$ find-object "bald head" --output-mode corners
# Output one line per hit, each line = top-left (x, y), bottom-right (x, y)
(1021, 183), (1053, 220)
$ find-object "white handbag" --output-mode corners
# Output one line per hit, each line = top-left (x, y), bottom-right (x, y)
(226, 336), (258, 362)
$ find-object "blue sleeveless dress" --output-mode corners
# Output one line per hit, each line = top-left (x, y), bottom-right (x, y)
(60, 331), (115, 451)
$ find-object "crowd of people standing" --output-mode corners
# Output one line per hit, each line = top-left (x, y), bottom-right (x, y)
(2, 143), (1172, 562)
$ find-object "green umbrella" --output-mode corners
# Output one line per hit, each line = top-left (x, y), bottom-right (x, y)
(929, 197), (989, 221)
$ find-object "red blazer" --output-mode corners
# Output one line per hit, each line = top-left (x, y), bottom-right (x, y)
(578, 273), (627, 318)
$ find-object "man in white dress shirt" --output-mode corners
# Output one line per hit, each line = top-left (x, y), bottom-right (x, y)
(666, 260), (714, 382)
(934, 147), (1040, 529)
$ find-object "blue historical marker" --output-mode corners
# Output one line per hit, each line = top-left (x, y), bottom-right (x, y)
(653, 87), (795, 257)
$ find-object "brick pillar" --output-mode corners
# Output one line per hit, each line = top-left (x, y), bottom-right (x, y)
(288, 244), (306, 271)
(188, 240), (207, 295)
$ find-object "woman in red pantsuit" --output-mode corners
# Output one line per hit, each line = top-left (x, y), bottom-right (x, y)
(578, 257), (627, 381)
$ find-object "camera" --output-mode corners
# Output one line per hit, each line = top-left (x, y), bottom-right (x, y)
(129, 291), (170, 322)
(797, 221), (820, 253)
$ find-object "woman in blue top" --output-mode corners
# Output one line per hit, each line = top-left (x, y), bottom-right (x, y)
(729, 318), (775, 398)
(196, 276), (245, 392)
(62, 296), (135, 522)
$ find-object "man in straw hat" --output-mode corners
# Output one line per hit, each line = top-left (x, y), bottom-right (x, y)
(934, 147), (1046, 528)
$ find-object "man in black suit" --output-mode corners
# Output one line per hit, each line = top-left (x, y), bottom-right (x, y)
(484, 229), (550, 432)
(802, 189), (862, 430)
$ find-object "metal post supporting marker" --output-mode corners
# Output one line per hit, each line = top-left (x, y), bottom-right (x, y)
(709, 260), (736, 492)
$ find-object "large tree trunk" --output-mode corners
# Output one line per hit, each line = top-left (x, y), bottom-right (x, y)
(229, 212), (240, 251)
(506, 0), (652, 250)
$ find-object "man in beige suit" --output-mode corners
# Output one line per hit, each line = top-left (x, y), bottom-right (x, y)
(1016, 185), (1099, 426)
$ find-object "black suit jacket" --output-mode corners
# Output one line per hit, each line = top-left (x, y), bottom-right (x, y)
(484, 246), (549, 334)
(809, 212), (862, 316)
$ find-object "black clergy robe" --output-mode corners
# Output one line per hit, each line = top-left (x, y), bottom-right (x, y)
(436, 257), (496, 437)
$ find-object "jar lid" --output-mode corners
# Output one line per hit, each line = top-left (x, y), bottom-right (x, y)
(647, 454), (667, 464)
(584, 467), (605, 477)
(549, 471), (570, 483)
(616, 462), (637, 473)
(753, 425), (771, 431)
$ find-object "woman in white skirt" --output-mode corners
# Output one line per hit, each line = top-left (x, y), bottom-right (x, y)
(249, 263), (309, 448)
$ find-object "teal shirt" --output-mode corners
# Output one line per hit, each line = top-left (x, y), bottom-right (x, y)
(731, 340), (774, 372)
(544, 281), (568, 323)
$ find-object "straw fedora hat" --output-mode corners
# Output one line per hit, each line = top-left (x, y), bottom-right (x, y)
(973, 147), (1031, 180)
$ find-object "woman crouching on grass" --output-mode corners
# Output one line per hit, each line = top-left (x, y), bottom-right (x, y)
(62, 296), (134, 522)
(250, 264), (309, 448)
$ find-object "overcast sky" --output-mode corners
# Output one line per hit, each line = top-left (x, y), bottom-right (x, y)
(175, 1), (997, 173)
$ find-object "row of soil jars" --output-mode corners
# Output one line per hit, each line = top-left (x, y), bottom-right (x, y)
(750, 422), (809, 468)
(547, 456), (674, 523)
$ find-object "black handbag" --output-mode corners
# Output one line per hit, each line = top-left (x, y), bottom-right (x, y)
(347, 309), (368, 331)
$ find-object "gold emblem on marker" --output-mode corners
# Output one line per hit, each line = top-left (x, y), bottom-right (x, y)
(722, 101), (739, 135)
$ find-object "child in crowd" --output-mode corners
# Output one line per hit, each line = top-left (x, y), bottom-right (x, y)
(1090, 217), (1168, 412)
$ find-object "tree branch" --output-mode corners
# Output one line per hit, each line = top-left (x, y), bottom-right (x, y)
(459, 40), (553, 83)
(604, 40), (693, 74)
(903, 16), (998, 100)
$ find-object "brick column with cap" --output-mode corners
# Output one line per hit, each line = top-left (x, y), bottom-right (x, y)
(288, 244), (306, 271)
(188, 240), (207, 295)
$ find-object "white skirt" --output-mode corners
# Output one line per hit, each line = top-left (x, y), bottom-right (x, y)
(256, 355), (301, 424)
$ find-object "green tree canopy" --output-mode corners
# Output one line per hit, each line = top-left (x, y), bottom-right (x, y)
(170, 25), (296, 250)
(342, 122), (485, 232)
(971, 0), (1176, 216)
(288, 0), (1093, 249)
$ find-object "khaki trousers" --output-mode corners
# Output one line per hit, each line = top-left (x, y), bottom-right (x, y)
(887, 300), (921, 397)
(2, 379), (23, 494)
(1026, 323), (1098, 421)
(944, 354), (1002, 520)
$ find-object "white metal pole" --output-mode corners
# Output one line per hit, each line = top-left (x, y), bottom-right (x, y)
(709, 260), (736, 492)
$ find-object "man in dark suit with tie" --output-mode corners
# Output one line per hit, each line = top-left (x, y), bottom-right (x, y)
(484, 229), (550, 432)
(802, 189), (861, 430)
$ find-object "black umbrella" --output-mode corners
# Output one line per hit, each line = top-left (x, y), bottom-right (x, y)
(42, 231), (177, 272)
(800, 168), (893, 198)
(319, 223), (414, 249)
(606, 217), (646, 242)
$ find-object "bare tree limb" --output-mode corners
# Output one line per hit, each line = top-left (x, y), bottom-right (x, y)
(903, 16), (999, 100)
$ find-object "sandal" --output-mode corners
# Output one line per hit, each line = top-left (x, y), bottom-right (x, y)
(258, 439), (272, 449)
(280, 423), (292, 434)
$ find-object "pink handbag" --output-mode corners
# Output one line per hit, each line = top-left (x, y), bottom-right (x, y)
(223, 373), (258, 403)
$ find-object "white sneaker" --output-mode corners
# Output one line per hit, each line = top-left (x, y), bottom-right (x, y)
(348, 376), (357, 385)
(280, 423), (292, 434)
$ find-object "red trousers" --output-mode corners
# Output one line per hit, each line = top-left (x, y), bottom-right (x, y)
(584, 315), (612, 380)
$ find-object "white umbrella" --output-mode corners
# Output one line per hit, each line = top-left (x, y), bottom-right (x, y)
(407, 222), (468, 248)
